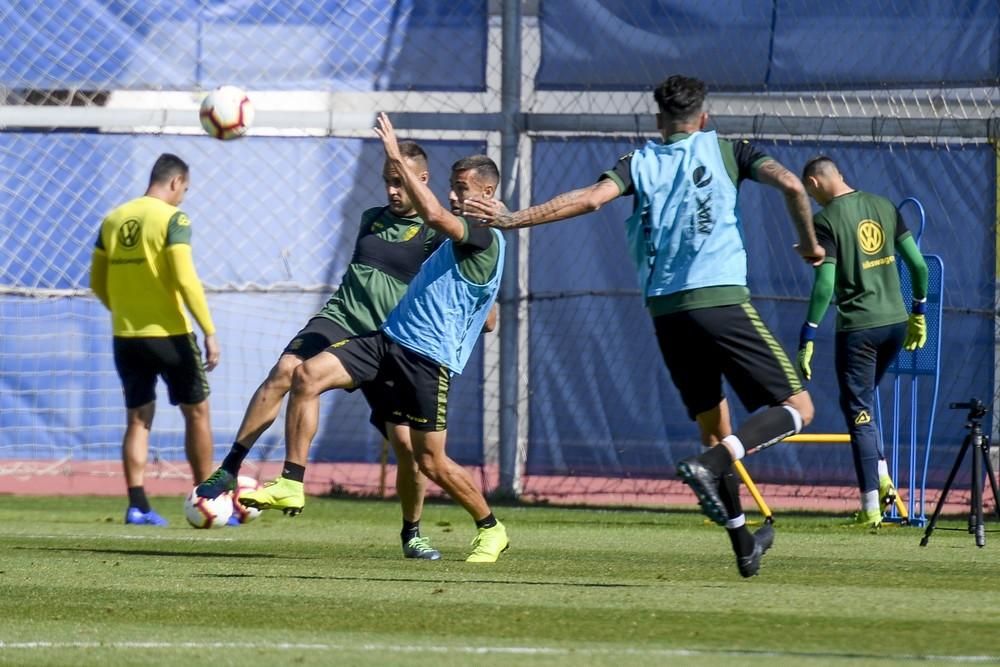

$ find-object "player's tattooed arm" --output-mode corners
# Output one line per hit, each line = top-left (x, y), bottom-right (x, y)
(464, 179), (621, 230)
(755, 159), (825, 266)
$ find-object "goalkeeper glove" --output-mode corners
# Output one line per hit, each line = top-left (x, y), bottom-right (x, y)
(904, 298), (928, 351)
(798, 322), (818, 381)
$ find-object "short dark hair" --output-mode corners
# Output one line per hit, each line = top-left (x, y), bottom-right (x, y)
(653, 75), (707, 123)
(149, 153), (189, 186)
(802, 155), (838, 180)
(451, 154), (499, 186)
(398, 140), (428, 170)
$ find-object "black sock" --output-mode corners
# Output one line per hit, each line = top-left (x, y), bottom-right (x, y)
(475, 513), (497, 529)
(717, 469), (744, 518)
(221, 443), (250, 476)
(718, 469), (753, 554)
(699, 444), (734, 476)
(127, 486), (150, 513)
(281, 461), (306, 483)
(401, 519), (420, 543)
(727, 524), (756, 556)
(735, 405), (799, 454)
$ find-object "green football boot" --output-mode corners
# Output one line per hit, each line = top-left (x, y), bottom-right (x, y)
(402, 536), (442, 560)
(842, 508), (883, 530)
(195, 468), (236, 499)
(238, 476), (305, 516)
(466, 521), (509, 563)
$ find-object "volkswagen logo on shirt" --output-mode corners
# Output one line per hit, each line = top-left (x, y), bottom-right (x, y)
(857, 219), (885, 255)
(118, 218), (141, 248)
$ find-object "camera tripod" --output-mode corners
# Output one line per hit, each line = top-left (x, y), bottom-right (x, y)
(920, 399), (1000, 547)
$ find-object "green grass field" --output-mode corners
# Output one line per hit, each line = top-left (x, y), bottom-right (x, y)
(1, 495), (999, 666)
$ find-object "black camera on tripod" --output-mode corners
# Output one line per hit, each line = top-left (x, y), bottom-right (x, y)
(949, 398), (988, 420)
(922, 396), (1000, 547)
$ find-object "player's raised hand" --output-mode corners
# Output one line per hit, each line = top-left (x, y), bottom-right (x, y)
(463, 197), (513, 227)
(373, 112), (401, 162)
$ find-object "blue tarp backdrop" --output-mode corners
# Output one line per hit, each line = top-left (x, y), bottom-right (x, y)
(1, 0), (997, 490)
(1, 0), (487, 91)
(0, 134), (488, 467)
(537, 0), (1000, 90)
(527, 137), (994, 486)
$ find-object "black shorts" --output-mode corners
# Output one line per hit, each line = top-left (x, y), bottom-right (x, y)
(327, 331), (450, 432)
(113, 334), (210, 408)
(653, 302), (803, 420)
(282, 317), (395, 436)
(282, 316), (353, 359)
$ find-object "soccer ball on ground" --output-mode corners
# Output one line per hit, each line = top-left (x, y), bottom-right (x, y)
(199, 85), (254, 140)
(184, 487), (233, 529)
(232, 475), (263, 524)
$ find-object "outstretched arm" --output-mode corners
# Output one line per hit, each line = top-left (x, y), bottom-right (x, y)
(462, 179), (621, 230)
(754, 159), (824, 266)
(374, 112), (466, 241)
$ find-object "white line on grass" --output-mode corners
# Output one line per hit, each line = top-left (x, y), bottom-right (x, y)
(6, 533), (236, 542)
(0, 641), (997, 662)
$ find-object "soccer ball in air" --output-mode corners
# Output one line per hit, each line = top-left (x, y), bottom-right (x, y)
(199, 85), (254, 140)
(231, 475), (263, 524)
(183, 487), (233, 529)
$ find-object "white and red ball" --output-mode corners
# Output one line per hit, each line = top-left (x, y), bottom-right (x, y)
(231, 475), (262, 524)
(199, 85), (254, 140)
(183, 487), (233, 529)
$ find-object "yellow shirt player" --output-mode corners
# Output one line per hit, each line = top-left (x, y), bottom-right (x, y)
(89, 153), (219, 526)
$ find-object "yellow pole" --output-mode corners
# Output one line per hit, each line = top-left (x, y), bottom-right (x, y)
(784, 433), (851, 443)
(893, 487), (909, 522)
(734, 460), (773, 523)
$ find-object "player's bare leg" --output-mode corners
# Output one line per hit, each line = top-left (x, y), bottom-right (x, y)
(389, 425), (427, 522)
(285, 352), (354, 466)
(783, 391), (815, 426)
(390, 424), (439, 559)
(234, 353), (303, 447)
(240, 352), (353, 515)
(412, 430), (508, 562)
(123, 402), (155, 489)
(411, 430), (485, 517)
(179, 399), (213, 484)
(197, 354), (303, 499)
(122, 402), (166, 525)
(695, 398), (732, 446)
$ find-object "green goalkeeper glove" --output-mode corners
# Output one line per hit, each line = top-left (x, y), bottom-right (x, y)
(797, 341), (814, 381)
(797, 322), (818, 381)
(903, 314), (927, 351)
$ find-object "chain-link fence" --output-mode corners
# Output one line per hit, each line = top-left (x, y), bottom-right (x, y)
(2, 0), (998, 508)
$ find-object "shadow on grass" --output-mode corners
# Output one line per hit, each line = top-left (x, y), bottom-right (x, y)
(200, 572), (651, 588)
(14, 545), (313, 559)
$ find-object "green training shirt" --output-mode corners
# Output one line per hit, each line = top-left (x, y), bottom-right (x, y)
(814, 190), (911, 331)
(454, 219), (501, 284)
(317, 207), (440, 334)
